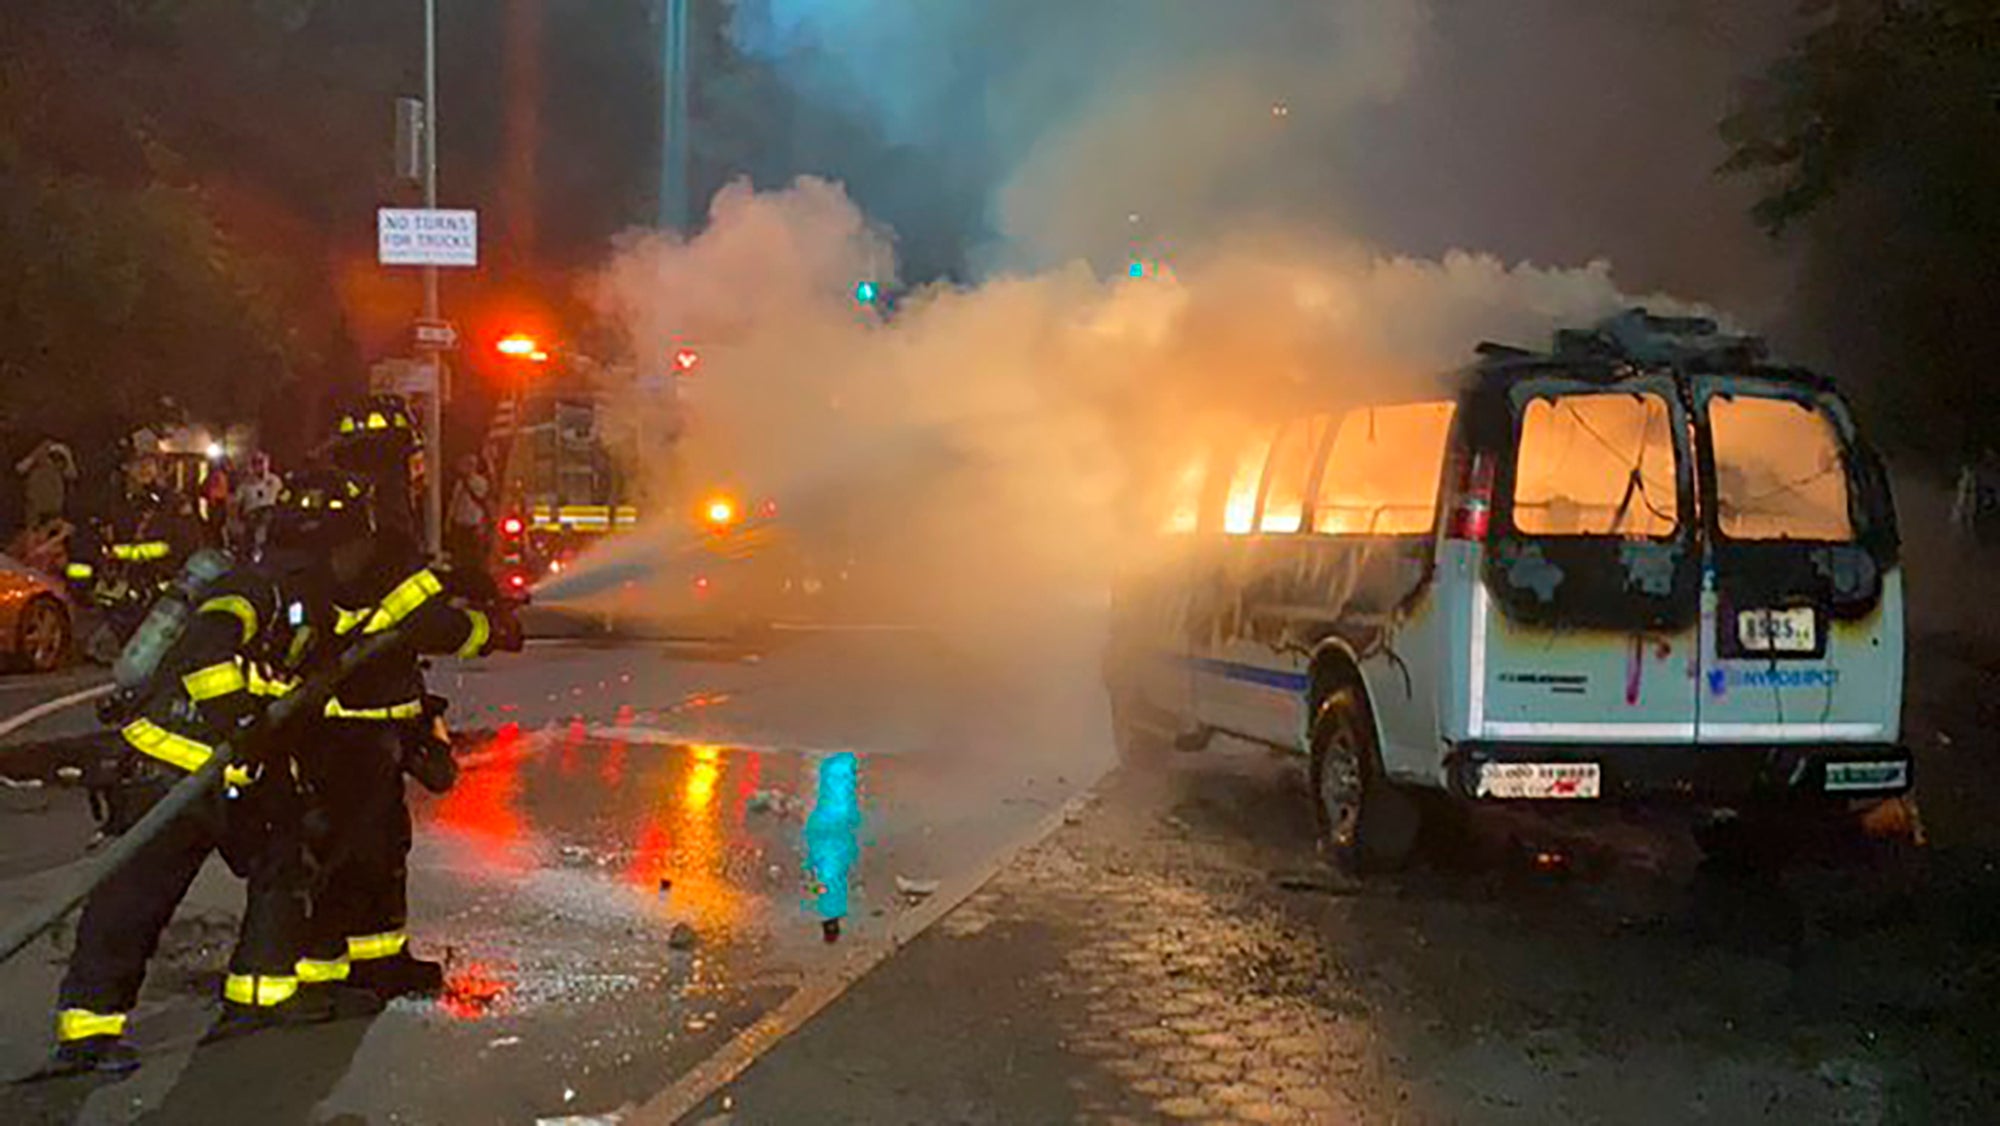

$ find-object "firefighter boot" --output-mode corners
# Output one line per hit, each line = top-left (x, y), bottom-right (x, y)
(298, 982), (387, 1019)
(204, 988), (337, 1043)
(50, 1036), (141, 1076)
(348, 952), (445, 999)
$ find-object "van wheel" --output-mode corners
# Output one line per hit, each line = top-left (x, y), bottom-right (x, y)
(1310, 684), (1421, 874)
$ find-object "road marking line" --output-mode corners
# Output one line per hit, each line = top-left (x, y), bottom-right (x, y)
(628, 779), (1106, 1125)
(0, 681), (112, 743)
(586, 724), (874, 761)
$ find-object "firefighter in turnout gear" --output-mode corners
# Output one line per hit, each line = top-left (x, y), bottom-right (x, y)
(50, 477), (381, 1075)
(326, 394), (423, 542)
(298, 429), (522, 999)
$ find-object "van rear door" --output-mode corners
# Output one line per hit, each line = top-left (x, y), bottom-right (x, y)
(1470, 376), (1702, 780)
(1692, 378), (1904, 774)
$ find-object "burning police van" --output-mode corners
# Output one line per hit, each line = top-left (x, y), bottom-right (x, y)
(1106, 309), (1908, 871)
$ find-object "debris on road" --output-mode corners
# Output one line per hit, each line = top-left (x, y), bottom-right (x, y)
(895, 875), (941, 901)
(669, 923), (700, 951)
(1272, 869), (1361, 896)
(747, 789), (802, 816)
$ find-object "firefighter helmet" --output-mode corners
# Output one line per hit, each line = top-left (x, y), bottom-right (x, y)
(264, 469), (376, 552)
(330, 394), (421, 453)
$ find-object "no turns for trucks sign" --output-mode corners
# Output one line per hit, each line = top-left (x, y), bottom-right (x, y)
(377, 208), (478, 268)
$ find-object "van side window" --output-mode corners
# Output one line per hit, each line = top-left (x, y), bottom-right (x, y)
(1709, 395), (1854, 542)
(1222, 430), (1274, 534)
(1312, 402), (1455, 535)
(1257, 417), (1330, 533)
(1513, 393), (1678, 537)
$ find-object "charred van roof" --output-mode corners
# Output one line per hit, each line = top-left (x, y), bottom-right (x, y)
(1469, 307), (1836, 393)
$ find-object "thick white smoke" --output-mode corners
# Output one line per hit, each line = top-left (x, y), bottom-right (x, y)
(577, 178), (1681, 640)
(556, 1), (1752, 646)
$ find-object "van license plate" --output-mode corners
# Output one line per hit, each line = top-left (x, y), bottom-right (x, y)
(1738, 608), (1816, 653)
(1478, 762), (1601, 800)
(1825, 760), (1908, 793)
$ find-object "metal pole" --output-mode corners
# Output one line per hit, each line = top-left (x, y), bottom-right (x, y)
(422, 0), (446, 558)
(659, 0), (690, 231)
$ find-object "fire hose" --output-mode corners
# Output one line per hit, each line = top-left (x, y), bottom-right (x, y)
(0, 629), (412, 967)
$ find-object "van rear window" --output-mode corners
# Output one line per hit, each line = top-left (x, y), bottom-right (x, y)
(1513, 393), (1678, 537)
(1312, 402), (1455, 535)
(1708, 395), (1853, 542)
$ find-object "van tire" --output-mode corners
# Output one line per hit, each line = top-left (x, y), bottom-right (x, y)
(1310, 683), (1421, 874)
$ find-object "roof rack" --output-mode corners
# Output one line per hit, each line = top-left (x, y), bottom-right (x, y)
(1580, 308), (1768, 368)
(1474, 307), (1777, 377)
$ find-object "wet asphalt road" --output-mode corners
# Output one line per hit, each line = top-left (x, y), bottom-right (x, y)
(0, 627), (1116, 1124)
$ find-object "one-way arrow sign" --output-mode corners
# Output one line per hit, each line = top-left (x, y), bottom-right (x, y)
(413, 319), (458, 351)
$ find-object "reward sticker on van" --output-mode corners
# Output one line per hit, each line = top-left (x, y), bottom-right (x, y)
(1824, 760), (1909, 793)
(1477, 762), (1602, 800)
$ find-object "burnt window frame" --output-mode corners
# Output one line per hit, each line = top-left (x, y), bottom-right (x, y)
(1307, 400), (1460, 539)
(1694, 382), (1864, 548)
(1496, 378), (1695, 544)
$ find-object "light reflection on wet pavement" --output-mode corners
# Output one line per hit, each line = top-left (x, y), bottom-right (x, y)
(0, 630), (1112, 1123)
(411, 727), (857, 1025)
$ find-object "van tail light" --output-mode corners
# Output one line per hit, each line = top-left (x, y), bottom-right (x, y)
(1447, 451), (1496, 542)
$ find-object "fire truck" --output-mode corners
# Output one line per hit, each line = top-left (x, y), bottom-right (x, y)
(486, 386), (644, 593)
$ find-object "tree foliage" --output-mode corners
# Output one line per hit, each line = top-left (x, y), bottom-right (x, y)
(1724, 1), (2000, 456)
(0, 1), (368, 449)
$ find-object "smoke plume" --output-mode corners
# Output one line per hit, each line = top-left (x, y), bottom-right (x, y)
(556, 1), (1777, 638)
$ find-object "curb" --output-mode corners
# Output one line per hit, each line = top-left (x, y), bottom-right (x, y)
(629, 783), (1104, 1125)
(0, 681), (111, 744)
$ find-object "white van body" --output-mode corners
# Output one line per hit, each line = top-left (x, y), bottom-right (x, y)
(1108, 311), (1908, 864)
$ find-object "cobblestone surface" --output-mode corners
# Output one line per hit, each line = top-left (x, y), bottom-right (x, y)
(707, 743), (2000, 1124)
(959, 839), (1371, 1125)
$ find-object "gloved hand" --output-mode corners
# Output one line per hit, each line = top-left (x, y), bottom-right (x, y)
(400, 718), (459, 794)
(96, 756), (177, 837)
(486, 604), (525, 653)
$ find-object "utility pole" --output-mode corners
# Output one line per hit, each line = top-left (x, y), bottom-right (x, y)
(655, 0), (691, 512)
(658, 0), (690, 231)
(422, 0), (445, 558)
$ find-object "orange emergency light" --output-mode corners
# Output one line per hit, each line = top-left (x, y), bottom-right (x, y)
(703, 496), (739, 528)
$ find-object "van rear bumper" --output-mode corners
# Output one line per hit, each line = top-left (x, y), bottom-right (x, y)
(1445, 742), (1912, 804)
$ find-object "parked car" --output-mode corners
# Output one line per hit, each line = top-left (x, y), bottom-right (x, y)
(0, 554), (74, 673)
(1107, 309), (1907, 872)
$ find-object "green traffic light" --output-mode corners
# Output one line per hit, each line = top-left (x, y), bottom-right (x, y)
(855, 281), (880, 305)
